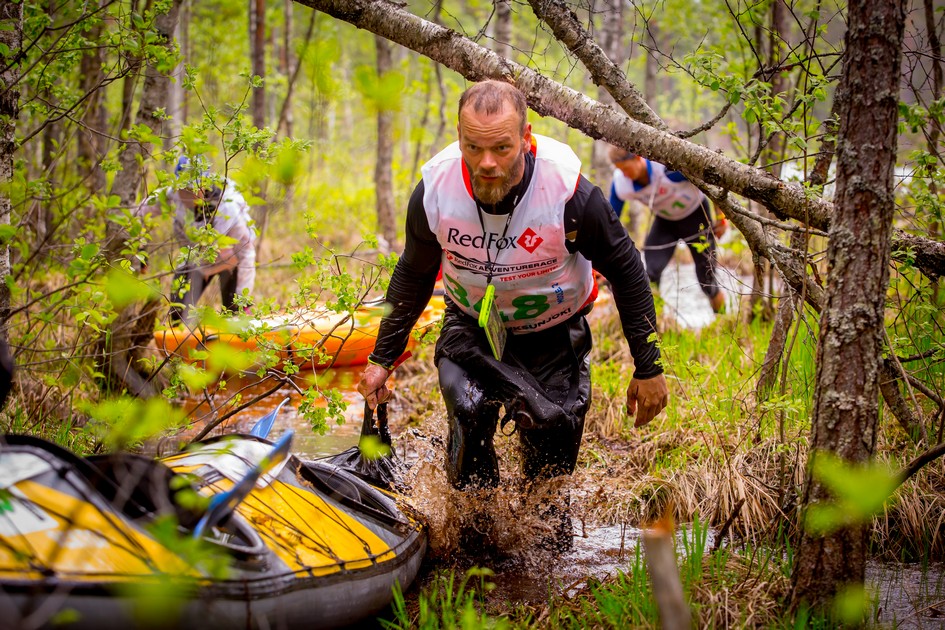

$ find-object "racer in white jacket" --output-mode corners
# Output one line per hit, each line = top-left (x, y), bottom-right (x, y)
(135, 157), (256, 323)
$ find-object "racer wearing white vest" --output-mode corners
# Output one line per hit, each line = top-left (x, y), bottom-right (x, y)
(609, 156), (722, 307)
(611, 160), (704, 221)
(421, 134), (594, 334)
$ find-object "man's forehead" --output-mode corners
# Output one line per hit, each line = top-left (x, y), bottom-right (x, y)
(459, 106), (522, 139)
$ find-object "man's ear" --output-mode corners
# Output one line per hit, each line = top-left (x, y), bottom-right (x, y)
(522, 123), (532, 152)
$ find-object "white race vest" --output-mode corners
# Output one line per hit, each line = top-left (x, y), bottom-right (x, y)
(612, 160), (704, 220)
(422, 135), (594, 334)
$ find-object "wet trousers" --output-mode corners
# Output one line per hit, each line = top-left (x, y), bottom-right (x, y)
(644, 199), (720, 298)
(169, 266), (238, 324)
(434, 301), (592, 489)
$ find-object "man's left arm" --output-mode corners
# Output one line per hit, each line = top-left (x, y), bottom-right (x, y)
(567, 176), (669, 426)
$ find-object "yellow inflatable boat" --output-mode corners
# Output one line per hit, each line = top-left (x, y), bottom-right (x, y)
(0, 434), (426, 629)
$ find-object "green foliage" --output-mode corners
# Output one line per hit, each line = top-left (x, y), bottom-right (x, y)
(83, 396), (187, 451)
(804, 451), (899, 535)
(383, 567), (509, 630)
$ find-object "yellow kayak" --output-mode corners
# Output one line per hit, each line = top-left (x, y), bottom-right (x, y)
(0, 433), (426, 629)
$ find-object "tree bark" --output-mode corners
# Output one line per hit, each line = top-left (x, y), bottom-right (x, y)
(102, 0), (182, 398)
(789, 0), (907, 613)
(374, 35), (398, 252)
(492, 0), (512, 59)
(251, 0), (267, 129)
(0, 0), (23, 333)
(78, 8), (106, 192)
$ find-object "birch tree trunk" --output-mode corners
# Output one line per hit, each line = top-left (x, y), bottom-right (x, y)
(0, 0), (23, 334)
(788, 0), (907, 611)
(375, 35), (398, 252)
(493, 0), (512, 59)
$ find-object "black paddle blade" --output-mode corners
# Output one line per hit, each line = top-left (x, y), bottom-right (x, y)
(327, 402), (401, 490)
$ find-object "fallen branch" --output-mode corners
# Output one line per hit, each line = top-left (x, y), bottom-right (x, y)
(898, 441), (945, 484)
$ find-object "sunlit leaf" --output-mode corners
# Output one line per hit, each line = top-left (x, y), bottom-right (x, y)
(104, 268), (160, 308)
(358, 434), (391, 460)
(206, 343), (255, 375)
(804, 451), (899, 534)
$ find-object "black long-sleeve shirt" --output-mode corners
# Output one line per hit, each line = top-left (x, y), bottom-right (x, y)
(370, 152), (663, 379)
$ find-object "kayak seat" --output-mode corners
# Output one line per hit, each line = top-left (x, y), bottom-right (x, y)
(297, 459), (406, 529)
(85, 453), (204, 530)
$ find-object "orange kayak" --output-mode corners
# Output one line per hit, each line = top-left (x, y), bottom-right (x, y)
(153, 296), (444, 370)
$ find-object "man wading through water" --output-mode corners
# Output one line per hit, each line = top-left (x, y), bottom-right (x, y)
(357, 80), (668, 550)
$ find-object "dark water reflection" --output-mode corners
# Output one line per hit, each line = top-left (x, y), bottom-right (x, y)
(180, 366), (368, 457)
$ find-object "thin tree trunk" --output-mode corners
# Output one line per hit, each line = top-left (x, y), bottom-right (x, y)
(181, 0), (190, 123)
(78, 10), (106, 192)
(643, 20), (659, 105)
(281, 0), (294, 137)
(590, 0), (623, 182)
(789, 0), (907, 612)
(165, 16), (184, 151)
(0, 0), (23, 333)
(374, 35), (397, 252)
(493, 0), (512, 59)
(924, 0), (942, 307)
(276, 6), (316, 138)
(102, 0), (182, 398)
(251, 0), (267, 129)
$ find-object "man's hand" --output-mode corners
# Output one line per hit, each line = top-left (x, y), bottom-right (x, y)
(357, 363), (392, 410)
(626, 374), (669, 427)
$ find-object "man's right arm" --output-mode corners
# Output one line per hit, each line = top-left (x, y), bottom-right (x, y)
(368, 180), (443, 369)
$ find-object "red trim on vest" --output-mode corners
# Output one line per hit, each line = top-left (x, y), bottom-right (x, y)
(579, 273), (599, 311)
(461, 161), (474, 198)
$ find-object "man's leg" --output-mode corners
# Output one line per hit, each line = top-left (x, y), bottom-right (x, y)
(438, 357), (501, 489)
(643, 217), (679, 287)
(169, 266), (207, 324)
(516, 317), (592, 481)
(217, 268), (238, 312)
(682, 201), (724, 311)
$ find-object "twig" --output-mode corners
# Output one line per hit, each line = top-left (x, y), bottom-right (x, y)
(189, 379), (284, 443)
(642, 510), (692, 630)
(711, 498), (745, 553)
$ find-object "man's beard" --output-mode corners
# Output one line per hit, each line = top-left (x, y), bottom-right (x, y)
(471, 155), (524, 205)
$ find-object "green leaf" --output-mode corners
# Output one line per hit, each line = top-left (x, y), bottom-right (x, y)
(104, 268), (160, 308)
(804, 451), (899, 534)
(206, 343), (255, 375)
(0, 224), (16, 245)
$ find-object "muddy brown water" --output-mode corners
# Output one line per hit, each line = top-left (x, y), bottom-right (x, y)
(175, 261), (943, 625)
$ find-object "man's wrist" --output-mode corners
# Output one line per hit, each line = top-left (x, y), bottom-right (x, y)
(632, 368), (665, 380)
(367, 356), (394, 373)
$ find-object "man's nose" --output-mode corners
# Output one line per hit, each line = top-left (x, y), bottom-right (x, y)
(480, 151), (497, 169)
